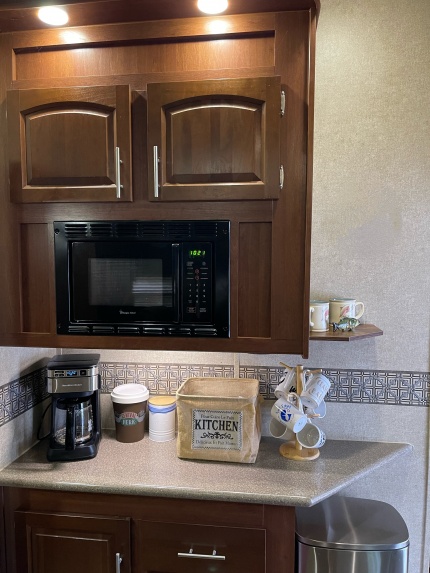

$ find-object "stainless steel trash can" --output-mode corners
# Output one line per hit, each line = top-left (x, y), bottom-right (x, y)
(296, 496), (409, 573)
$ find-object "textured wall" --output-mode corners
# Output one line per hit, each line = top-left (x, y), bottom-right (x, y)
(307, 0), (430, 371)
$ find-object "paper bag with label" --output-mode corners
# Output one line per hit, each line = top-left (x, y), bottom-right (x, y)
(176, 377), (261, 463)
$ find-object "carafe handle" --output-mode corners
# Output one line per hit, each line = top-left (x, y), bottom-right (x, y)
(65, 404), (76, 451)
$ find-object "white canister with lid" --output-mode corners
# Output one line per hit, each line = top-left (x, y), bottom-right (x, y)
(148, 396), (177, 442)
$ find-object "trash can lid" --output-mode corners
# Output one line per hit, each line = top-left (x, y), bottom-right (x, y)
(296, 496), (409, 550)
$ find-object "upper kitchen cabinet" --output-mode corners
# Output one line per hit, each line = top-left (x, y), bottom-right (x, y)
(7, 84), (132, 203)
(147, 76), (282, 202)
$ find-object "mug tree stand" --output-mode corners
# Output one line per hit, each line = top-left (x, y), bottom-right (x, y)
(279, 365), (320, 461)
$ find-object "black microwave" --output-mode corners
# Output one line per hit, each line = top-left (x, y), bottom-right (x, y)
(54, 220), (230, 338)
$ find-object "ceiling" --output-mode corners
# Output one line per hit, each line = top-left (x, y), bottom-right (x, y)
(0, 0), (320, 33)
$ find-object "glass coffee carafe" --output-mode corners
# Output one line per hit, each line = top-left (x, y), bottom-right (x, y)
(53, 396), (94, 451)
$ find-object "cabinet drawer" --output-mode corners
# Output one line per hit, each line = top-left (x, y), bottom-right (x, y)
(139, 521), (265, 573)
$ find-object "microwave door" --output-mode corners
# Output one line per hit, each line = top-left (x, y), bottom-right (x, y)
(70, 242), (178, 325)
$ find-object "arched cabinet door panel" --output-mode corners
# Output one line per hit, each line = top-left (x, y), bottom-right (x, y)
(147, 76), (281, 202)
(7, 84), (132, 203)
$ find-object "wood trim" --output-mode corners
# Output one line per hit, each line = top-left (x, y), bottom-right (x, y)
(10, 13), (277, 50)
(0, 2), (320, 34)
(310, 323), (384, 341)
(264, 504), (296, 573)
(270, 11), (312, 350)
(3, 488), (266, 528)
(301, 7), (317, 359)
(11, 68), (276, 91)
(0, 487), (6, 573)
(0, 35), (20, 335)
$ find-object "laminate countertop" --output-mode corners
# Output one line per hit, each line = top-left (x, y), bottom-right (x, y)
(0, 432), (412, 507)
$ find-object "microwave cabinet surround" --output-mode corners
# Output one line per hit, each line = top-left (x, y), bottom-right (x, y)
(0, 7), (316, 356)
(7, 85), (132, 203)
(54, 220), (230, 338)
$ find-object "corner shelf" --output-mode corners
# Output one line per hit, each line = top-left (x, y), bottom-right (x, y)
(309, 323), (383, 342)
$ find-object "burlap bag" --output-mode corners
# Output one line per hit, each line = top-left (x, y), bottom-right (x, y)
(176, 377), (261, 463)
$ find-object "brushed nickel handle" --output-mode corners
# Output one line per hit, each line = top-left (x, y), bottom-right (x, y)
(115, 553), (122, 573)
(178, 549), (225, 561)
(115, 146), (123, 199)
(280, 164), (284, 190)
(153, 145), (160, 198)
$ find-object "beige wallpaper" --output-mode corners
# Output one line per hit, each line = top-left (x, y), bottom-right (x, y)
(306, 0), (430, 372)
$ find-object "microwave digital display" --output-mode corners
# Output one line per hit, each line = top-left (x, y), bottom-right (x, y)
(189, 249), (206, 258)
(54, 220), (230, 338)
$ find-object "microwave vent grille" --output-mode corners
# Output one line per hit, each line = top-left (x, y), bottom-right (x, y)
(61, 221), (222, 239)
(63, 223), (89, 237)
(89, 223), (114, 237)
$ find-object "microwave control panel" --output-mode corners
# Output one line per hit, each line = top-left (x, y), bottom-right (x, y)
(182, 243), (212, 323)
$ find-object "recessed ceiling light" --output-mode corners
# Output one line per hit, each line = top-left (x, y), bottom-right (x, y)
(197, 0), (228, 15)
(38, 6), (69, 26)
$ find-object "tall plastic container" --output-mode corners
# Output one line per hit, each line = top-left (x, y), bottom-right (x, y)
(296, 496), (409, 573)
(148, 396), (176, 442)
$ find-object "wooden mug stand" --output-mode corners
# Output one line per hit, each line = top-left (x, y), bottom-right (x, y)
(278, 364), (320, 461)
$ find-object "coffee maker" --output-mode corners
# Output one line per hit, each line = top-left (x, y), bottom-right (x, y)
(46, 353), (102, 462)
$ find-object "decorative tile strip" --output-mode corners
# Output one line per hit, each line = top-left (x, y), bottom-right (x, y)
(240, 366), (430, 406)
(1, 364), (429, 429)
(99, 363), (235, 394)
(323, 369), (430, 406)
(0, 367), (48, 428)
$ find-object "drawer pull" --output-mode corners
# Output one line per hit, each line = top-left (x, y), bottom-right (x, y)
(178, 548), (226, 561)
(115, 552), (122, 573)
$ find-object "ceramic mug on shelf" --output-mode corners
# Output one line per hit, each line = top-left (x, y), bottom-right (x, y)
(309, 300), (329, 332)
(329, 298), (365, 324)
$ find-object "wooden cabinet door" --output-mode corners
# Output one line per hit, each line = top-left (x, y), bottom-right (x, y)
(14, 510), (131, 573)
(147, 76), (281, 202)
(138, 520), (266, 573)
(7, 85), (132, 203)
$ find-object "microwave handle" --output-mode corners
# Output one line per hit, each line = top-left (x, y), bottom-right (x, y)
(172, 244), (181, 323)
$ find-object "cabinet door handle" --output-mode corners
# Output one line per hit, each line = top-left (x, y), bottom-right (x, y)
(178, 549), (226, 561)
(115, 146), (123, 199)
(115, 553), (123, 573)
(153, 145), (160, 198)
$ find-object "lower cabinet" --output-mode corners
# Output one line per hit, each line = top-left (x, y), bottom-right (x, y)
(14, 511), (131, 573)
(2, 488), (295, 573)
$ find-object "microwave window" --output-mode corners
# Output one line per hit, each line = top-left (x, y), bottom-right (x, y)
(89, 258), (172, 308)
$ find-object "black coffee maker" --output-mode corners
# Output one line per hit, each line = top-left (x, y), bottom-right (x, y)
(46, 353), (102, 462)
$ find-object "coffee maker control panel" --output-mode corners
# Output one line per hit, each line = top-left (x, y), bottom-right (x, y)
(46, 354), (100, 394)
(53, 368), (94, 377)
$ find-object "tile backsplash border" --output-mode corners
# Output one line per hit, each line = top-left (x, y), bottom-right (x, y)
(0, 362), (429, 428)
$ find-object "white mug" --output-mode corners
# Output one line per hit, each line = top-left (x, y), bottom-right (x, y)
(274, 368), (297, 399)
(269, 418), (295, 441)
(309, 300), (329, 332)
(301, 371), (331, 409)
(329, 298), (364, 324)
(271, 394), (307, 433)
(296, 422), (326, 449)
(304, 399), (327, 419)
